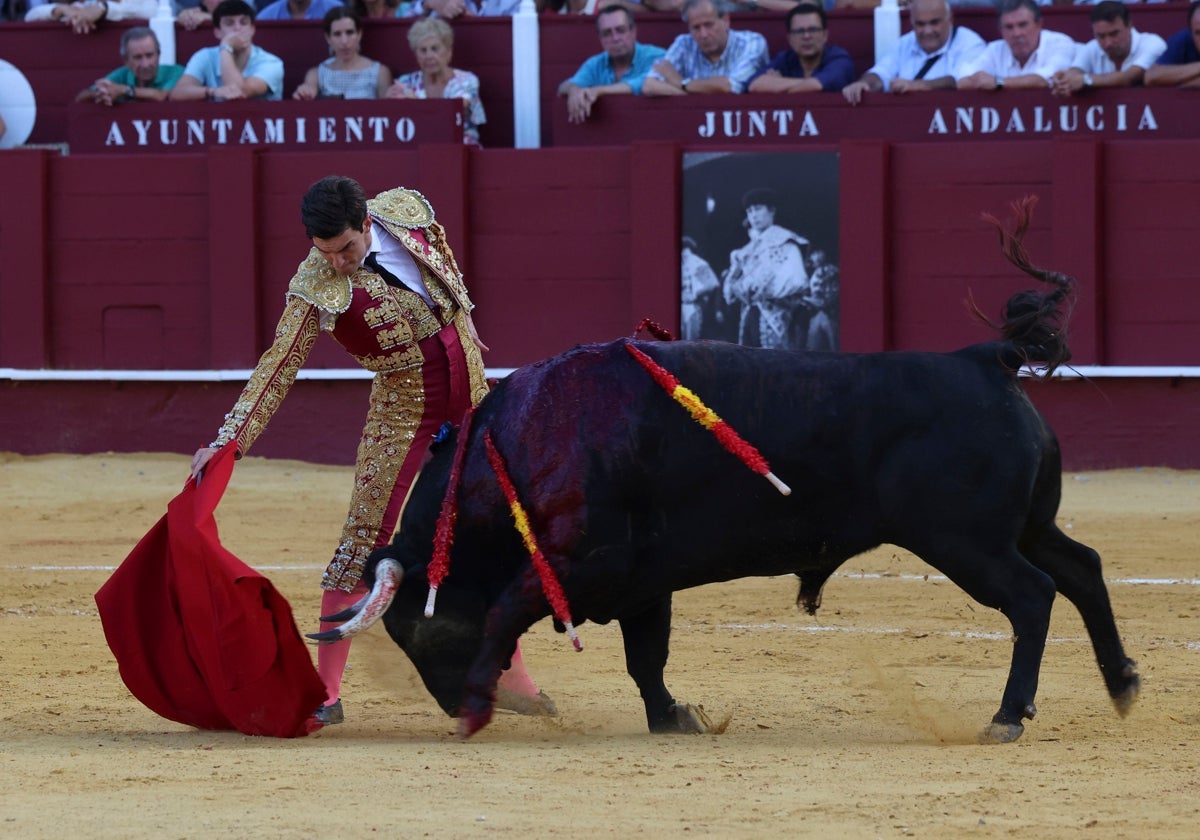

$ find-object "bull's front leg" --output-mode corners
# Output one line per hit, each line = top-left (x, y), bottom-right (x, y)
(457, 590), (542, 738)
(620, 595), (705, 734)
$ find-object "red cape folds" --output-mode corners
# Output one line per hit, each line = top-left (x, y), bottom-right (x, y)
(95, 443), (327, 737)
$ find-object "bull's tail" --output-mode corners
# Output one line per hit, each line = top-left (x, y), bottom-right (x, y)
(974, 195), (1076, 377)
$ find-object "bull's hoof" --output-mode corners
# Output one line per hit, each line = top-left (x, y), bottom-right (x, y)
(665, 703), (731, 735)
(456, 703), (495, 738)
(978, 720), (1025, 744)
(495, 688), (558, 717)
(1112, 671), (1141, 718)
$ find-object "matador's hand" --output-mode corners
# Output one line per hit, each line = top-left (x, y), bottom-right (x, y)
(190, 447), (216, 479)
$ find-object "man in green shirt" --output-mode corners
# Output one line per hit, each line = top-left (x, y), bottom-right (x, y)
(76, 27), (184, 106)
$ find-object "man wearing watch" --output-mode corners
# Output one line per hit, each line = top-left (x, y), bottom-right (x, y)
(1051, 2), (1165, 98)
(642, 0), (768, 96)
(76, 27), (184, 107)
(170, 0), (285, 101)
(955, 0), (1076, 92)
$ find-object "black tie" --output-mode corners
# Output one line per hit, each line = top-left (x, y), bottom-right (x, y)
(914, 53), (942, 80)
(363, 251), (403, 288)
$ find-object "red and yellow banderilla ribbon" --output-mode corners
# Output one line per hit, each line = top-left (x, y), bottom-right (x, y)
(424, 407), (476, 618)
(484, 430), (582, 652)
(625, 342), (791, 496)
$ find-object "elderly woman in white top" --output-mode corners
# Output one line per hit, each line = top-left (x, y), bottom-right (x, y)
(293, 7), (393, 100)
(387, 17), (487, 147)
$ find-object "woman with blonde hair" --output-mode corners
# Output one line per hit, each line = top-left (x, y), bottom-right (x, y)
(293, 7), (393, 100)
(387, 17), (486, 147)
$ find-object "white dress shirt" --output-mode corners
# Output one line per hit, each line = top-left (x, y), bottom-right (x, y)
(1071, 28), (1167, 74)
(958, 29), (1079, 81)
(365, 226), (434, 306)
(868, 26), (987, 91)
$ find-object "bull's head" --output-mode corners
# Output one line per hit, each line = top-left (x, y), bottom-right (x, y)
(308, 552), (487, 718)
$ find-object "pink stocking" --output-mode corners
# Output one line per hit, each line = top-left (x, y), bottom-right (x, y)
(316, 586), (365, 705)
(496, 639), (540, 698)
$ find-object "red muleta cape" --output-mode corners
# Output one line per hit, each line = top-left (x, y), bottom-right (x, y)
(95, 443), (327, 737)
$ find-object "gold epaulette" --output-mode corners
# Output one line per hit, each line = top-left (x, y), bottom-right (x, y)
(288, 249), (352, 315)
(368, 187), (435, 230)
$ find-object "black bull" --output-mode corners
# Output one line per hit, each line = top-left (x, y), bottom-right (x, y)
(314, 217), (1140, 742)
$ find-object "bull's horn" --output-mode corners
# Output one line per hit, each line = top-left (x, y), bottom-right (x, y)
(319, 592), (370, 623)
(306, 558), (404, 643)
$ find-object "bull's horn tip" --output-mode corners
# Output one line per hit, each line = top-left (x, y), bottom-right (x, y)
(306, 630), (343, 644)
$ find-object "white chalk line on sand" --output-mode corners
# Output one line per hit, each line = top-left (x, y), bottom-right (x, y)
(9, 567), (1197, 649)
(10, 566), (1200, 588)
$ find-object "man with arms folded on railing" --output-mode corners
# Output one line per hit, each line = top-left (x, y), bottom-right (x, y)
(643, 0), (768, 96)
(842, 0), (984, 105)
(1050, 2), (1165, 97)
(747, 2), (855, 94)
(1144, 0), (1200, 87)
(956, 0), (1076, 91)
(25, 0), (155, 34)
(557, 5), (666, 123)
(75, 26), (184, 106)
(170, 0), (285, 101)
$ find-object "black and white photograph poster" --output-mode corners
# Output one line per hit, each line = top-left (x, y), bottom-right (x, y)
(681, 151), (840, 351)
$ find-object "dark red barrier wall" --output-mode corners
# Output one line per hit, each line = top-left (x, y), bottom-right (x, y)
(3, 131), (1200, 468)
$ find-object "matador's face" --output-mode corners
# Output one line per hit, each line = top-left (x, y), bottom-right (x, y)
(312, 216), (373, 277)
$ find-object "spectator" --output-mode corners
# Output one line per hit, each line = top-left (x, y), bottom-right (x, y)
(642, 0), (769, 96)
(25, 0), (155, 34)
(957, 0), (1077, 91)
(723, 187), (811, 350)
(747, 2), (855, 93)
(75, 26), (184, 106)
(170, 0), (285, 101)
(257, 0), (345, 21)
(176, 0), (219, 30)
(842, 0), (985, 105)
(557, 4), (667, 123)
(409, 0), (521, 17)
(388, 17), (487, 147)
(1050, 2), (1165, 97)
(1145, 0), (1200, 87)
(293, 8), (393, 99)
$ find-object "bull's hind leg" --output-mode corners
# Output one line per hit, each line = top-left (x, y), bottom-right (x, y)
(1021, 524), (1140, 715)
(619, 594), (706, 734)
(919, 540), (1057, 743)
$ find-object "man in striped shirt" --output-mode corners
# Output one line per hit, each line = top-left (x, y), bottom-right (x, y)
(643, 0), (768, 96)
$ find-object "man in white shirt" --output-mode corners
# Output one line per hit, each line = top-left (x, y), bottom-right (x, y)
(1050, 1), (1166, 97)
(956, 0), (1077, 90)
(843, 0), (985, 105)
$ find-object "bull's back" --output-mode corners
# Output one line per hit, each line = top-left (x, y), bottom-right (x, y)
(474, 339), (1057, 589)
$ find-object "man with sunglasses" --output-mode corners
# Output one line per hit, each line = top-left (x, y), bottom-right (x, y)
(747, 2), (855, 93)
(558, 4), (667, 123)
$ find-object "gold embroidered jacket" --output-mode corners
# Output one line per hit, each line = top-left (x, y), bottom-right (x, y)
(210, 187), (489, 454)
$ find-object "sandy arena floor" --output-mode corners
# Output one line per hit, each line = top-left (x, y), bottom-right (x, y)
(2, 452), (1198, 838)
